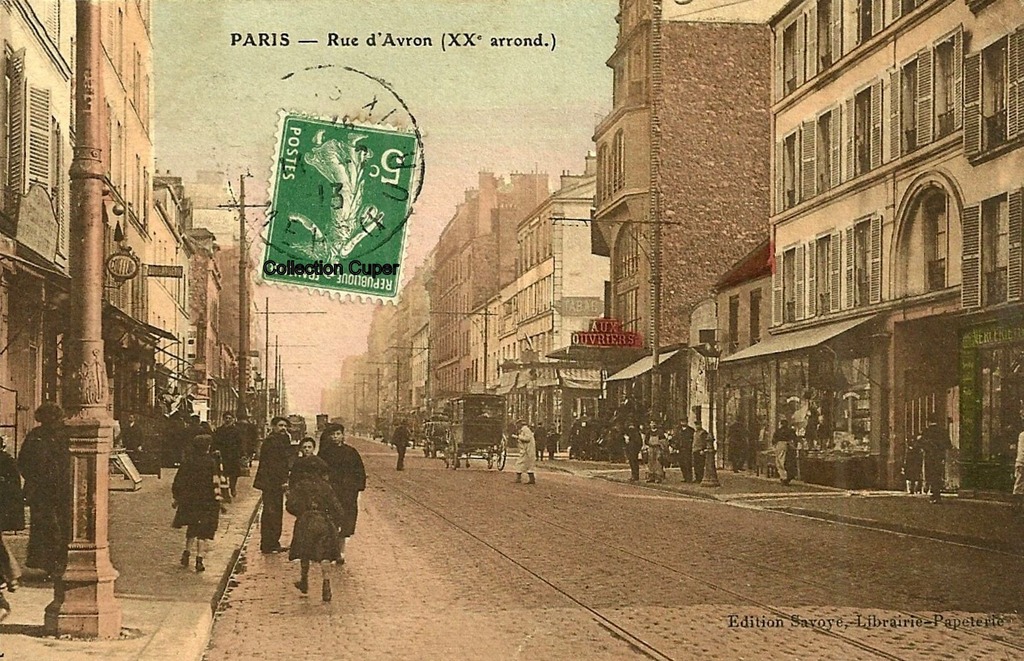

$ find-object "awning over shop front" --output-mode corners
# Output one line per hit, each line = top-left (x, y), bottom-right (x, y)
(606, 350), (680, 383)
(495, 372), (518, 395)
(104, 304), (178, 343)
(558, 367), (602, 390)
(722, 315), (875, 364)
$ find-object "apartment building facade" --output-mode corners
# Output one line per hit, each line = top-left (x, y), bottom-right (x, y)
(764, 0), (1024, 490)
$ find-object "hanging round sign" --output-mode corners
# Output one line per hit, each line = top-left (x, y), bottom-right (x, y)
(105, 250), (141, 281)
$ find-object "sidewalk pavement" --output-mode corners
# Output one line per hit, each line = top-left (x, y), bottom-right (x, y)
(0, 468), (261, 661)
(538, 457), (1024, 556)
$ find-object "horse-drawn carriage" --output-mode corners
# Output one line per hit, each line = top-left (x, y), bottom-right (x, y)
(444, 394), (507, 470)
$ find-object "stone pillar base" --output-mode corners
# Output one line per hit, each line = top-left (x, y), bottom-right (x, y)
(44, 577), (121, 638)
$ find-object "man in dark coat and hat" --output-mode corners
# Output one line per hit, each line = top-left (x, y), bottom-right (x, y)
(254, 416), (294, 553)
(213, 412), (245, 497)
(318, 424), (365, 562)
(391, 420), (410, 471)
(17, 403), (71, 579)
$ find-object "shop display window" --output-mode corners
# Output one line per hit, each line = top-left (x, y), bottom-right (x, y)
(977, 344), (1024, 462)
(830, 356), (871, 452)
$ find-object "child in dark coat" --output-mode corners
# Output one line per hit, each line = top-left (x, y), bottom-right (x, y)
(287, 439), (345, 602)
(172, 435), (225, 573)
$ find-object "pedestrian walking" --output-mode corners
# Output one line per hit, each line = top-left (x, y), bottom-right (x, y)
(727, 419), (748, 472)
(254, 416), (294, 553)
(514, 419), (536, 484)
(1013, 421), (1024, 516)
(213, 412), (245, 498)
(773, 419), (797, 486)
(392, 420), (410, 471)
(288, 439), (345, 601)
(546, 426), (558, 461)
(534, 423), (547, 461)
(692, 421), (711, 484)
(0, 435), (24, 621)
(673, 420), (694, 482)
(902, 436), (924, 494)
(17, 403), (71, 580)
(645, 421), (667, 483)
(172, 435), (226, 573)
(919, 414), (951, 504)
(318, 424), (366, 562)
(624, 424), (642, 482)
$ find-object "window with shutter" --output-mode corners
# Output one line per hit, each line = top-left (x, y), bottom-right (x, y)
(1008, 28), (1024, 141)
(961, 204), (981, 308)
(830, 106), (841, 189)
(806, 7), (818, 80)
(816, 110), (835, 193)
(795, 244), (806, 320)
(807, 240), (817, 318)
(871, 0), (883, 36)
(870, 214), (882, 303)
(857, 0), (873, 46)
(6, 49), (26, 209)
(27, 86), (51, 190)
(934, 37), (957, 138)
(775, 141), (783, 214)
(772, 253), (783, 325)
(831, 0), (843, 65)
(1009, 189), (1023, 302)
(782, 132), (798, 210)
(845, 97), (855, 181)
(775, 30), (785, 102)
(845, 226), (855, 308)
(783, 248), (797, 322)
(901, 58), (919, 153)
(890, 68), (901, 160)
(830, 230), (842, 312)
(0, 47), (7, 214)
(783, 23), (799, 96)
(818, 0), (834, 70)
(954, 27), (963, 129)
(982, 194), (1009, 306)
(891, 0), (902, 22)
(963, 52), (982, 156)
(916, 48), (934, 148)
(981, 38), (1008, 152)
(870, 79), (883, 169)
(801, 120), (816, 201)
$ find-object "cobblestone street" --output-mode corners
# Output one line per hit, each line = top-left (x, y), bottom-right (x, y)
(205, 439), (1024, 660)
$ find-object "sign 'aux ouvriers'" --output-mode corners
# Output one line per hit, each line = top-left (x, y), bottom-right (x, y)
(571, 318), (643, 348)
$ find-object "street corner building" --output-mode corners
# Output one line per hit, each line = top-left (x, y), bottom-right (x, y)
(749, 0), (1024, 493)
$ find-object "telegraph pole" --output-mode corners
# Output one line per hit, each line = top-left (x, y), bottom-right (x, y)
(237, 174), (250, 416)
(50, 0), (121, 637)
(264, 296), (269, 430)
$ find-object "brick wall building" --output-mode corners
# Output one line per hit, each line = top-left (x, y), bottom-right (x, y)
(591, 0), (777, 420)
(427, 172), (548, 400)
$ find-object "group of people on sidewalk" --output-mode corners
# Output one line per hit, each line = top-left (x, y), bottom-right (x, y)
(901, 415), (954, 504)
(173, 416), (366, 602)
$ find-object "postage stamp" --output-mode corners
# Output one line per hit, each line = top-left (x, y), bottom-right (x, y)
(262, 112), (419, 300)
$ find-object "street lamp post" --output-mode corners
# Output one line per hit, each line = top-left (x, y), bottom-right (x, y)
(696, 343), (722, 488)
(48, 0), (122, 637)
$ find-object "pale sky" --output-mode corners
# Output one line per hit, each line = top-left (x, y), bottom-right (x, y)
(153, 0), (616, 416)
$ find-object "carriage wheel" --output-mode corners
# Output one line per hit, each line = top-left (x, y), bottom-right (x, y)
(497, 447), (507, 471)
(487, 452), (495, 470)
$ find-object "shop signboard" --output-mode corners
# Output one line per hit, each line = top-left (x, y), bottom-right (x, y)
(571, 317), (643, 348)
(16, 184), (58, 262)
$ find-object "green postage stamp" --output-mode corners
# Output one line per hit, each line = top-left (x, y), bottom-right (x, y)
(262, 113), (419, 300)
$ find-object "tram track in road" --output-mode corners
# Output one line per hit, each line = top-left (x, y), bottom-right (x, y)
(376, 466), (1024, 661)
(376, 472), (913, 661)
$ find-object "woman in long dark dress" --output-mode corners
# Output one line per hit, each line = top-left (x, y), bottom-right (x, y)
(172, 435), (224, 573)
(17, 403), (71, 579)
(317, 424), (365, 561)
(288, 439), (345, 602)
(0, 434), (23, 621)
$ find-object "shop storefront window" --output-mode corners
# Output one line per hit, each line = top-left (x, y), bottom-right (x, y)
(831, 357), (872, 452)
(777, 357), (809, 440)
(977, 344), (1024, 462)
